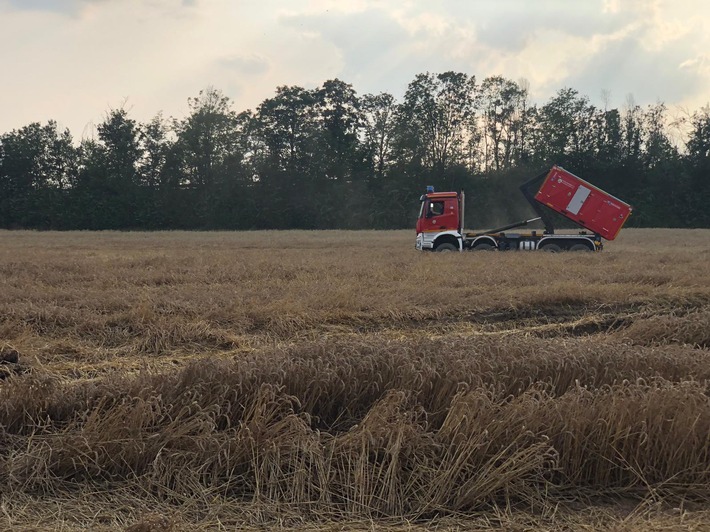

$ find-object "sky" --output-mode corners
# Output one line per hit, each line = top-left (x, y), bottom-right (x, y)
(1, 0), (709, 139)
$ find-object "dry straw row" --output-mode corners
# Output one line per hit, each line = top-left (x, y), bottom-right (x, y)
(1, 336), (709, 520)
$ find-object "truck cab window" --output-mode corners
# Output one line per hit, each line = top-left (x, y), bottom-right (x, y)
(429, 201), (444, 216)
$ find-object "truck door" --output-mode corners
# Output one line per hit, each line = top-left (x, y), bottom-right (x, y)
(423, 198), (458, 232)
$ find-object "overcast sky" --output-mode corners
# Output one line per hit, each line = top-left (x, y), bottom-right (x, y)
(1, 0), (708, 138)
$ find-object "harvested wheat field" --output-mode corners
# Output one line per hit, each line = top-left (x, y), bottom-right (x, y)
(1, 228), (709, 531)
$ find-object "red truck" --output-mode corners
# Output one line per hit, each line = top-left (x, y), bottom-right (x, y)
(415, 166), (632, 252)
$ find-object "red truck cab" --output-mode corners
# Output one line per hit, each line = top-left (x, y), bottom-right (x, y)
(415, 190), (464, 251)
(415, 192), (460, 234)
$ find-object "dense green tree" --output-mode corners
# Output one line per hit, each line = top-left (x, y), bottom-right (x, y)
(98, 108), (142, 186)
(595, 108), (623, 164)
(0, 121), (78, 227)
(643, 104), (677, 169)
(684, 106), (710, 226)
(0, 121), (77, 192)
(360, 92), (397, 180)
(139, 113), (172, 189)
(168, 88), (252, 228)
(687, 107), (710, 159)
(0, 74), (708, 231)
(478, 76), (528, 171)
(175, 87), (241, 188)
(313, 79), (361, 181)
(635, 104), (684, 226)
(250, 85), (320, 227)
(72, 108), (144, 228)
(530, 88), (598, 169)
(253, 85), (317, 169)
(396, 71), (477, 174)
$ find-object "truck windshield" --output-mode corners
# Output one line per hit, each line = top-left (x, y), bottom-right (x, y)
(418, 200), (426, 219)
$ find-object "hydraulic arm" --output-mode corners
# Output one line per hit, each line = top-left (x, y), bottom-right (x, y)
(519, 170), (557, 234)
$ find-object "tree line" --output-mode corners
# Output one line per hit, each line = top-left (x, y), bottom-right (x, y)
(1, 73), (709, 231)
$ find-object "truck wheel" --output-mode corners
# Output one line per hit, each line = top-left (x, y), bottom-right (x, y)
(570, 243), (593, 252)
(435, 243), (458, 252)
(540, 243), (562, 252)
(472, 243), (495, 251)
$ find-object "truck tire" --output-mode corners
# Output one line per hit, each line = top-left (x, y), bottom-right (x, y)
(539, 242), (562, 252)
(472, 243), (495, 251)
(570, 243), (593, 252)
(435, 243), (458, 252)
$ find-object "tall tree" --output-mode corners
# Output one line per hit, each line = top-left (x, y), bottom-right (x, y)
(531, 88), (598, 169)
(175, 87), (241, 188)
(0, 121), (77, 191)
(643, 103), (677, 169)
(0, 121), (78, 227)
(97, 108), (142, 187)
(396, 71), (477, 174)
(684, 106), (710, 226)
(250, 85), (320, 227)
(621, 95), (644, 163)
(313, 78), (361, 181)
(253, 85), (317, 169)
(361, 92), (397, 180)
(595, 108), (623, 165)
(139, 113), (173, 189)
(478, 76), (528, 171)
(73, 108), (143, 228)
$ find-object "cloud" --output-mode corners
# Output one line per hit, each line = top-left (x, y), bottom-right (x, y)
(278, 8), (410, 92)
(0, 0), (708, 138)
(3, 0), (78, 14)
(475, 3), (635, 52)
(1, 0), (118, 16)
(563, 39), (705, 107)
(558, 21), (710, 109)
(218, 54), (269, 76)
(1, 0), (191, 17)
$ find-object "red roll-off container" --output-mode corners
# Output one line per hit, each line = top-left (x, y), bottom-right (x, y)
(535, 166), (632, 241)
